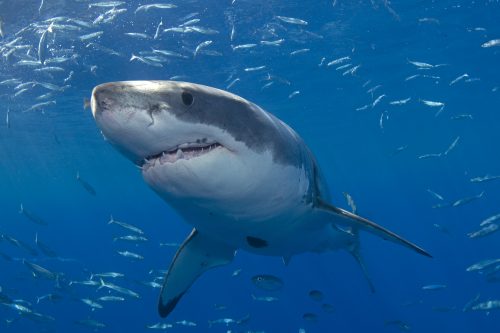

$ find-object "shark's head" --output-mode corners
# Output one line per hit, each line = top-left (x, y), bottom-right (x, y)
(91, 81), (303, 206)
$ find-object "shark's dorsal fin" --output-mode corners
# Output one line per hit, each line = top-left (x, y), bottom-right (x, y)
(315, 199), (432, 258)
(158, 229), (235, 318)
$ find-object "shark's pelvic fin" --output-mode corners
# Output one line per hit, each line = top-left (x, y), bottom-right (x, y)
(158, 229), (236, 318)
(347, 230), (376, 293)
(316, 199), (432, 258)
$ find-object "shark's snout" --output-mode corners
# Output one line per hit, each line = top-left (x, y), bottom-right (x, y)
(90, 83), (122, 118)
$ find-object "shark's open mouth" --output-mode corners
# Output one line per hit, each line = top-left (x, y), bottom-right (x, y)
(139, 142), (223, 169)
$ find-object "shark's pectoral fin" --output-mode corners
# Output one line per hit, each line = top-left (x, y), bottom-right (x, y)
(158, 229), (235, 318)
(315, 199), (432, 258)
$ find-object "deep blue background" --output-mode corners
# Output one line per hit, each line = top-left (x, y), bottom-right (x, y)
(1, 0), (499, 332)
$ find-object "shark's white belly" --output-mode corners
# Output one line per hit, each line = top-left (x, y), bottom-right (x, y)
(146, 147), (353, 257)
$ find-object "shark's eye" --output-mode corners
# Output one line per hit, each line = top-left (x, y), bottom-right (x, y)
(181, 91), (194, 106)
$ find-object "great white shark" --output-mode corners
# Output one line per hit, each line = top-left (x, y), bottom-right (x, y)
(90, 80), (431, 318)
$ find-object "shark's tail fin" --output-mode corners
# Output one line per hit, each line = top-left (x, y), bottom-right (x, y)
(316, 199), (432, 258)
(347, 229), (375, 293)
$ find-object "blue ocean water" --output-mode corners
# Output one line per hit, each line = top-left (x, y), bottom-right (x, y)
(1, 0), (500, 332)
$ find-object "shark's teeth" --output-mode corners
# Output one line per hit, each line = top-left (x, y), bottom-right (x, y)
(140, 142), (222, 167)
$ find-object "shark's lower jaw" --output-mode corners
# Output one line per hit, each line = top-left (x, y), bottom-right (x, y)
(139, 142), (223, 170)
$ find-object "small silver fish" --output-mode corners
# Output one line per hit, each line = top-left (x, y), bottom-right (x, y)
(426, 189), (444, 201)
(470, 175), (500, 183)
(422, 284), (447, 291)
(35, 233), (57, 257)
(302, 313), (318, 321)
(36, 293), (62, 304)
(389, 97), (411, 105)
(135, 3), (177, 14)
(449, 73), (469, 86)
(114, 235), (148, 242)
(451, 114), (473, 120)
(472, 300), (500, 311)
(69, 280), (100, 287)
(251, 274), (284, 291)
(327, 56), (350, 67)
(124, 32), (150, 39)
(481, 39), (500, 48)
(0, 16), (4, 38)
(23, 260), (58, 280)
(117, 250), (144, 260)
(421, 99), (444, 108)
(23, 101), (56, 113)
(443, 136), (460, 156)
(130, 54), (163, 67)
(260, 39), (284, 46)
(19, 204), (48, 225)
(244, 65), (266, 72)
(275, 15), (308, 25)
(38, 24), (53, 65)
(251, 294), (279, 302)
(452, 191), (484, 207)
(81, 298), (103, 309)
(98, 296), (125, 302)
(466, 259), (500, 272)
(34, 66), (65, 73)
(290, 48), (310, 56)
(75, 319), (106, 329)
(194, 40), (213, 57)
(108, 216), (144, 234)
(154, 19), (163, 40)
(479, 213), (500, 227)
(76, 172), (97, 196)
(322, 303), (335, 313)
(147, 322), (173, 329)
(89, 1), (125, 9)
(418, 153), (442, 159)
(343, 64), (361, 76)
(372, 94), (385, 108)
(232, 43), (257, 51)
(79, 31), (104, 41)
(176, 320), (197, 327)
(468, 224), (498, 239)
(463, 293), (481, 312)
(367, 85), (382, 95)
(91, 272), (124, 279)
(98, 279), (140, 298)
(336, 63), (352, 71)
(308, 290), (324, 302)
(342, 192), (357, 214)
(226, 78), (240, 90)
(187, 26), (219, 35)
(179, 19), (200, 27)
